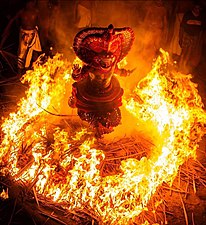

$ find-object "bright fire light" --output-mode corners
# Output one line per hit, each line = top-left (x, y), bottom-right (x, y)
(0, 49), (206, 225)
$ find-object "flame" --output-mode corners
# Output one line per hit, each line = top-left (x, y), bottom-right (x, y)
(117, 57), (128, 69)
(0, 188), (8, 199)
(0, 49), (206, 224)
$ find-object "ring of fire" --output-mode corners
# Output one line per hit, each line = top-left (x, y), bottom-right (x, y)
(0, 49), (206, 225)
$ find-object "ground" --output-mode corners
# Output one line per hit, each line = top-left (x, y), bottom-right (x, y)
(0, 53), (206, 225)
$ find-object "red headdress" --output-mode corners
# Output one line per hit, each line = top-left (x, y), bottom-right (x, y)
(73, 24), (134, 65)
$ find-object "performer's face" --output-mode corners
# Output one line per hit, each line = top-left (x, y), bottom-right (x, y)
(92, 52), (117, 73)
(89, 38), (121, 73)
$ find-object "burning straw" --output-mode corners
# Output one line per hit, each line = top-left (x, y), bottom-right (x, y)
(0, 50), (206, 225)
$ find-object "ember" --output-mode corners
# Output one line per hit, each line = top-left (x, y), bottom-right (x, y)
(0, 49), (206, 225)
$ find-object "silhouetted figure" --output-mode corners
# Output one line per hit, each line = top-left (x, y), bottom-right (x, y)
(17, 0), (42, 74)
(140, 0), (168, 61)
(179, 2), (204, 74)
(168, 1), (185, 61)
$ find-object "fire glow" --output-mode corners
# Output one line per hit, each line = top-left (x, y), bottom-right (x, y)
(0, 50), (206, 224)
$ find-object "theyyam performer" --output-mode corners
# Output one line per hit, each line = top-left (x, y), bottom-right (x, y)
(69, 24), (135, 137)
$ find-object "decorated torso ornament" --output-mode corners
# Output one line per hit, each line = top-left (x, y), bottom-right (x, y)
(69, 24), (134, 137)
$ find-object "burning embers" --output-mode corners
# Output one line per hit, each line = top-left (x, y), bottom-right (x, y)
(0, 49), (206, 225)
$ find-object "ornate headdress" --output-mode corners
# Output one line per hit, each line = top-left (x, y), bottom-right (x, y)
(73, 24), (134, 65)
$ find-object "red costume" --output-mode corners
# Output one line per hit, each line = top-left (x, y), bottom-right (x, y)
(69, 24), (134, 137)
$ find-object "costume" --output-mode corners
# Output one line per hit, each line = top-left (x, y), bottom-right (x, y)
(69, 24), (134, 137)
(18, 26), (42, 70)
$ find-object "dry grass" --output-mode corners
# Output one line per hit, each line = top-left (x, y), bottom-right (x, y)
(0, 77), (206, 225)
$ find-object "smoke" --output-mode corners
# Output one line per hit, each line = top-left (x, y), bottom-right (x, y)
(39, 0), (169, 140)
(37, 1), (165, 63)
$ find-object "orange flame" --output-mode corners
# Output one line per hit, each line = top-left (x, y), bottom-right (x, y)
(0, 49), (206, 224)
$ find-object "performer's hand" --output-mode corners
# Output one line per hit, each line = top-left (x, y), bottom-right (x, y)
(72, 64), (82, 80)
(72, 64), (81, 74)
